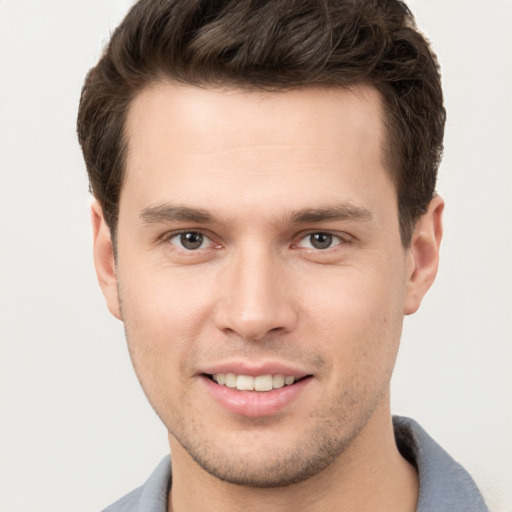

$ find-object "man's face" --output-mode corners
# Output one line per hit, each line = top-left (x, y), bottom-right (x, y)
(95, 83), (428, 486)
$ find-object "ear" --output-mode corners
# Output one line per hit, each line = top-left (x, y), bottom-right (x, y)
(91, 200), (122, 320)
(404, 196), (444, 315)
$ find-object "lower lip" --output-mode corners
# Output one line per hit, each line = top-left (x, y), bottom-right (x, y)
(201, 376), (311, 417)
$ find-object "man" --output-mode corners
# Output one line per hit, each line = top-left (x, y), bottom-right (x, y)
(77, 1), (489, 511)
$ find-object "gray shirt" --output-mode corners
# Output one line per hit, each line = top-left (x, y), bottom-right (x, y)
(102, 416), (489, 512)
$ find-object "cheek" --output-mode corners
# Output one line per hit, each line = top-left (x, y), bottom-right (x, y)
(119, 260), (214, 333)
(302, 265), (405, 372)
(116, 264), (215, 391)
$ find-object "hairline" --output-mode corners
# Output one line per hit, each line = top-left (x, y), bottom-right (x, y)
(108, 78), (411, 249)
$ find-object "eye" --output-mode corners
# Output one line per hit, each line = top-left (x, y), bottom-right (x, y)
(296, 232), (345, 250)
(168, 231), (210, 250)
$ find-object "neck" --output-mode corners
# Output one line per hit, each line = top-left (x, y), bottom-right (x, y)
(167, 403), (418, 512)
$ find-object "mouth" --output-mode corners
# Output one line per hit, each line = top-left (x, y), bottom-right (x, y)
(201, 369), (313, 417)
(204, 373), (311, 392)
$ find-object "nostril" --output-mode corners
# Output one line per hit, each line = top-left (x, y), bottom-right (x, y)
(213, 291), (299, 341)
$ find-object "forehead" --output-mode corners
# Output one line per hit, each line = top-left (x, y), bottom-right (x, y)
(125, 82), (386, 161)
(121, 82), (394, 222)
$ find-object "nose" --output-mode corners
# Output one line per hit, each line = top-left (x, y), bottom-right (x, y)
(214, 245), (298, 341)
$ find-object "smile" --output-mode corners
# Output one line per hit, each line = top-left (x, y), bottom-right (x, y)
(210, 373), (298, 392)
(202, 370), (313, 416)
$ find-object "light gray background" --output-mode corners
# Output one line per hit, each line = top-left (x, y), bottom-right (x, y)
(1, 1), (510, 511)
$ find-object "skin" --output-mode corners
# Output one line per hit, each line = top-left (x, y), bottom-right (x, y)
(92, 83), (443, 512)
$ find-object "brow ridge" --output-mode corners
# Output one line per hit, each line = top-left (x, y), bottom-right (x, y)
(139, 202), (373, 226)
(140, 204), (214, 224)
(288, 204), (373, 224)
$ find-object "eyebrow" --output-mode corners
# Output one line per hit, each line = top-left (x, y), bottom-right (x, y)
(139, 202), (373, 226)
(288, 204), (373, 224)
(140, 204), (215, 224)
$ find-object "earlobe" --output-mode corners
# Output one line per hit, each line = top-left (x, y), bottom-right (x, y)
(91, 200), (122, 320)
(404, 196), (444, 315)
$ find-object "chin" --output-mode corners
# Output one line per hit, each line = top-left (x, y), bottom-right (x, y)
(170, 412), (366, 489)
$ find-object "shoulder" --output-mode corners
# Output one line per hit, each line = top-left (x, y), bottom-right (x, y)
(101, 456), (172, 512)
(101, 487), (143, 512)
(393, 416), (489, 512)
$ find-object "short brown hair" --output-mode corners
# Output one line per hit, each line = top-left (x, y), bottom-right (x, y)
(77, 0), (445, 246)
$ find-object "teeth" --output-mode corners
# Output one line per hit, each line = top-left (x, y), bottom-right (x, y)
(284, 376), (295, 385)
(212, 373), (297, 392)
(254, 375), (273, 392)
(272, 374), (285, 389)
(225, 373), (237, 388)
(236, 375), (254, 391)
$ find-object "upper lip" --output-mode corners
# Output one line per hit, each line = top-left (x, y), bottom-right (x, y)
(200, 360), (311, 379)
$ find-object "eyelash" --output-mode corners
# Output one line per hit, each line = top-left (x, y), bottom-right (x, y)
(161, 230), (219, 251)
(294, 231), (352, 250)
(161, 230), (352, 252)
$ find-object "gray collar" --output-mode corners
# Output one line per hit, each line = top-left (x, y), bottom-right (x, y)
(393, 416), (488, 512)
(102, 416), (489, 512)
